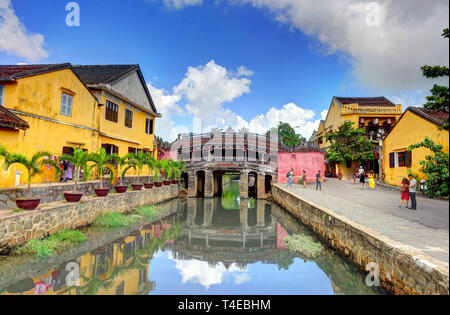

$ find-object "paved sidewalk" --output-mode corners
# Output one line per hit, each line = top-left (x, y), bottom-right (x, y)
(281, 179), (449, 265)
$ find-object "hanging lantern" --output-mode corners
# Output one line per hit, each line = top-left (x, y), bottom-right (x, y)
(387, 118), (392, 124)
(373, 118), (379, 125)
(360, 117), (365, 123)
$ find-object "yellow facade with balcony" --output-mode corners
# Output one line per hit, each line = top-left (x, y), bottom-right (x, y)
(317, 97), (403, 180)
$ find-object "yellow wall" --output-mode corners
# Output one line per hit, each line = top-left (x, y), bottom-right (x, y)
(0, 69), (99, 188)
(382, 110), (449, 186)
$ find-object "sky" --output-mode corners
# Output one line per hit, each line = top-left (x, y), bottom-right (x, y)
(0, 0), (448, 140)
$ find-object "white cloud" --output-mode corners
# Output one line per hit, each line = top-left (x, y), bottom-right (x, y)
(0, 0), (48, 61)
(230, 0), (449, 92)
(151, 60), (325, 141)
(163, 0), (203, 10)
(169, 252), (248, 290)
(174, 60), (252, 120)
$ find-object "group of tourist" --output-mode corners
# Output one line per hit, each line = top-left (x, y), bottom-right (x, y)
(352, 166), (375, 190)
(399, 174), (417, 210)
(286, 169), (325, 191)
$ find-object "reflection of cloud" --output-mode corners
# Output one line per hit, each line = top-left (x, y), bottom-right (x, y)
(234, 273), (250, 285)
(168, 252), (249, 290)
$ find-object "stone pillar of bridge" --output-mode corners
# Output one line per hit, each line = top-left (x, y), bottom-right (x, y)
(186, 198), (197, 225)
(213, 173), (222, 196)
(204, 170), (214, 198)
(240, 170), (249, 199)
(240, 198), (248, 229)
(203, 198), (214, 227)
(257, 172), (266, 199)
(187, 171), (197, 198)
(256, 199), (266, 227)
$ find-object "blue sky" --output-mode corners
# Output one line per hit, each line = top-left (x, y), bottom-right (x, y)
(0, 0), (448, 140)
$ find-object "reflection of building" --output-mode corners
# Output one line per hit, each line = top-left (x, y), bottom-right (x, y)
(317, 97), (402, 180)
(0, 220), (179, 295)
(165, 198), (288, 269)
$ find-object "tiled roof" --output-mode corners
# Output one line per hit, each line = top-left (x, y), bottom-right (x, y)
(334, 96), (396, 107)
(407, 106), (449, 127)
(72, 65), (138, 85)
(0, 106), (29, 130)
(0, 63), (71, 82)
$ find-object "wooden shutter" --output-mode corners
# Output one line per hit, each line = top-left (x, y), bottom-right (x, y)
(405, 151), (412, 168)
(389, 152), (395, 168)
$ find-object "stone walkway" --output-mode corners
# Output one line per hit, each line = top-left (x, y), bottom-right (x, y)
(280, 179), (449, 265)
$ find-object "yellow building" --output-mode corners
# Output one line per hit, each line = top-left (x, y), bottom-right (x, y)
(0, 63), (160, 188)
(317, 97), (403, 180)
(382, 107), (449, 187)
(72, 65), (160, 157)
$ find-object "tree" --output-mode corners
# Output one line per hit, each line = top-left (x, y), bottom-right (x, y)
(128, 151), (149, 183)
(325, 121), (374, 165)
(408, 137), (449, 198)
(60, 148), (90, 192)
(88, 148), (116, 189)
(110, 153), (135, 186)
(144, 156), (157, 183)
(421, 28), (449, 130)
(2, 151), (61, 194)
(278, 122), (301, 151)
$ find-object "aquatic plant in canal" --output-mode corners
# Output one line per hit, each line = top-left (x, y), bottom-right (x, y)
(283, 234), (323, 258)
(91, 212), (140, 228)
(14, 229), (87, 258)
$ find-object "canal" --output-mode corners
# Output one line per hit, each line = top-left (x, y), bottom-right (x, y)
(0, 180), (384, 295)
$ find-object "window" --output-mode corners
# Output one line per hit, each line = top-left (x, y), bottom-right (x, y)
(125, 109), (133, 128)
(145, 118), (154, 135)
(389, 151), (412, 168)
(101, 143), (118, 155)
(60, 93), (73, 116)
(105, 100), (119, 122)
(0, 85), (4, 106)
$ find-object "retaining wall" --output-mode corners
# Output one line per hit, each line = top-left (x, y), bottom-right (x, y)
(272, 184), (449, 295)
(0, 184), (180, 254)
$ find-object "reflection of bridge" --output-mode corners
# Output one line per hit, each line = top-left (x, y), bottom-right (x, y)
(172, 129), (278, 199)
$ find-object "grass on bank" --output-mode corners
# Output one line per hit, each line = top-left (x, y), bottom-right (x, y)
(283, 234), (323, 258)
(14, 229), (87, 258)
(91, 205), (162, 228)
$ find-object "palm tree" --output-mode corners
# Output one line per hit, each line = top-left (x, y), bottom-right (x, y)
(2, 151), (60, 194)
(129, 151), (149, 184)
(160, 159), (172, 180)
(88, 148), (115, 189)
(170, 159), (186, 180)
(60, 148), (90, 192)
(153, 160), (163, 183)
(110, 153), (135, 186)
(144, 156), (157, 183)
(0, 144), (7, 160)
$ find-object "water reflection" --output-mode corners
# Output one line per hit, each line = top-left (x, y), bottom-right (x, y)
(0, 189), (385, 295)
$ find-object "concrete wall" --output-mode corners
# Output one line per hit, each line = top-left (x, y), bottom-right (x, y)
(0, 183), (180, 254)
(0, 175), (153, 210)
(277, 151), (325, 183)
(272, 184), (449, 295)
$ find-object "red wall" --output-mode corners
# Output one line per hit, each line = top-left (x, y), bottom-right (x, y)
(277, 151), (325, 183)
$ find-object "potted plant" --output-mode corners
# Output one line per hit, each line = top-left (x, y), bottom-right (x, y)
(110, 153), (134, 193)
(129, 151), (148, 191)
(2, 150), (60, 210)
(88, 148), (115, 197)
(153, 160), (163, 187)
(60, 148), (89, 202)
(161, 159), (172, 185)
(170, 160), (185, 184)
(144, 156), (156, 189)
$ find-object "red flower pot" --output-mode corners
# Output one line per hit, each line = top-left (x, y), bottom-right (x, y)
(163, 180), (171, 186)
(144, 183), (154, 189)
(63, 191), (83, 202)
(94, 188), (110, 197)
(131, 184), (143, 191)
(154, 181), (163, 187)
(171, 179), (179, 184)
(115, 185), (128, 193)
(15, 198), (40, 211)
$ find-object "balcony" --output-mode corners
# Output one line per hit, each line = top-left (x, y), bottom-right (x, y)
(341, 104), (402, 115)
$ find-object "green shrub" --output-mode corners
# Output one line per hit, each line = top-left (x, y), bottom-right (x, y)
(15, 229), (87, 258)
(133, 205), (161, 218)
(283, 234), (323, 258)
(92, 212), (139, 228)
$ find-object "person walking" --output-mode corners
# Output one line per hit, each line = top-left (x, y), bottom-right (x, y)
(316, 170), (322, 191)
(302, 170), (307, 188)
(368, 171), (375, 190)
(286, 168), (294, 188)
(399, 178), (410, 208)
(408, 174), (417, 210)
(359, 166), (366, 189)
